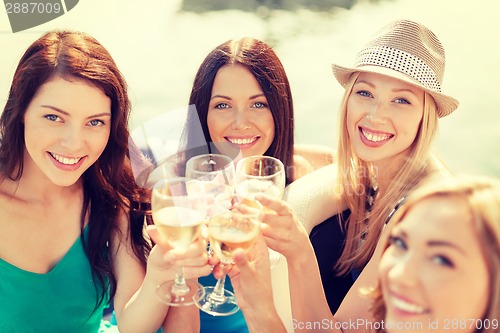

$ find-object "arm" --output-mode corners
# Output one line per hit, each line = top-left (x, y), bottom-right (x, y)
(112, 216), (210, 333)
(255, 197), (342, 333)
(334, 217), (393, 333)
(286, 235), (342, 333)
(225, 234), (288, 333)
(111, 213), (167, 333)
(161, 304), (200, 333)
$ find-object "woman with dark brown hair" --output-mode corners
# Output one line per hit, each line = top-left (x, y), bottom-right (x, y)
(177, 37), (333, 184)
(169, 37), (333, 333)
(0, 30), (210, 332)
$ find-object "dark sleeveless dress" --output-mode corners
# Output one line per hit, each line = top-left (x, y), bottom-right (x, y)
(309, 210), (354, 314)
(309, 195), (405, 315)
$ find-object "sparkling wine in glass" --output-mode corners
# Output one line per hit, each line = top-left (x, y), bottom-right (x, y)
(185, 153), (244, 316)
(235, 155), (285, 268)
(196, 205), (261, 316)
(152, 177), (207, 306)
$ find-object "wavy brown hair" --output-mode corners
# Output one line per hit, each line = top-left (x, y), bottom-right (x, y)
(0, 30), (152, 310)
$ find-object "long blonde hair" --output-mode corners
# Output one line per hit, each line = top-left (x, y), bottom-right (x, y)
(371, 175), (500, 333)
(335, 72), (440, 275)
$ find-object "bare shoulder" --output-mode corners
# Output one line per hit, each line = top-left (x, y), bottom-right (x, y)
(112, 205), (133, 247)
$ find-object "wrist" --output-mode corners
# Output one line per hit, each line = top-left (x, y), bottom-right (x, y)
(287, 238), (315, 271)
(244, 306), (286, 333)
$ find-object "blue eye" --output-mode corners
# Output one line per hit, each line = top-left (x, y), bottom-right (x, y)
(253, 101), (268, 109)
(395, 98), (411, 105)
(88, 119), (105, 127)
(432, 255), (454, 268)
(388, 235), (407, 250)
(45, 114), (61, 122)
(356, 90), (372, 98)
(214, 103), (230, 110)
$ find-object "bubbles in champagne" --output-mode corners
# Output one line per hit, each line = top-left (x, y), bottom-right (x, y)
(153, 206), (204, 248)
(208, 213), (260, 263)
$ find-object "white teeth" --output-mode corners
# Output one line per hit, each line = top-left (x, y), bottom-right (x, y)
(51, 153), (81, 165)
(228, 137), (256, 145)
(391, 297), (427, 314)
(362, 129), (391, 142)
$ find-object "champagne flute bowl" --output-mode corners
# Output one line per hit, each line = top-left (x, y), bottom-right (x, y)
(152, 177), (207, 306)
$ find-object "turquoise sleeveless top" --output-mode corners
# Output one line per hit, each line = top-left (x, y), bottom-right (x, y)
(199, 274), (249, 333)
(0, 227), (111, 332)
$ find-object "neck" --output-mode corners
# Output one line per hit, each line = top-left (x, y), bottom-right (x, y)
(370, 155), (408, 196)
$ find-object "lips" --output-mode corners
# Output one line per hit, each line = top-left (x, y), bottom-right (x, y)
(50, 152), (83, 165)
(224, 136), (260, 150)
(226, 137), (258, 145)
(359, 126), (393, 147)
(48, 152), (86, 170)
(389, 293), (429, 315)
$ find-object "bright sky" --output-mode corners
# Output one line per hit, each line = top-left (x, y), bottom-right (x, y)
(1, 0), (499, 176)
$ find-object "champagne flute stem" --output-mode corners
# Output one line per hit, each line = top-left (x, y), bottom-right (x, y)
(209, 272), (228, 303)
(172, 266), (190, 296)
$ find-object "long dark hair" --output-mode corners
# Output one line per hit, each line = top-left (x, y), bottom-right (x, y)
(0, 30), (151, 308)
(182, 37), (295, 183)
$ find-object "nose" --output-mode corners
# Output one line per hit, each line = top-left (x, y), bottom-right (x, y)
(231, 109), (251, 130)
(387, 253), (419, 288)
(60, 125), (84, 151)
(365, 101), (388, 125)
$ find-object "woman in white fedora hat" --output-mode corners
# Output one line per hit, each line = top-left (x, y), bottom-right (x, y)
(226, 18), (461, 333)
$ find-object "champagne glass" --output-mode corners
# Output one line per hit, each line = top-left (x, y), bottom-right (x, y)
(185, 153), (235, 215)
(196, 205), (261, 316)
(185, 154), (242, 316)
(234, 155), (285, 268)
(152, 177), (207, 306)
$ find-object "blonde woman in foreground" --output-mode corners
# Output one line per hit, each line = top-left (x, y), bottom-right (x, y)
(224, 174), (500, 333)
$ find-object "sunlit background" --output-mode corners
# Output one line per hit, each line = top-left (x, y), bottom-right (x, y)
(1, 0), (499, 177)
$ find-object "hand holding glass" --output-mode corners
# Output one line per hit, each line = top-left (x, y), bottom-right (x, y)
(152, 177), (207, 306)
(196, 205), (261, 316)
(235, 155), (285, 268)
(185, 153), (245, 316)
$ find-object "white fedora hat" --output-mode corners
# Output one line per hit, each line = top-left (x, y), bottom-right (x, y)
(332, 19), (459, 117)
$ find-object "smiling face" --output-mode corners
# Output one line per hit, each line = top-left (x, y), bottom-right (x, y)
(379, 196), (489, 333)
(23, 76), (111, 187)
(346, 72), (424, 168)
(207, 64), (275, 158)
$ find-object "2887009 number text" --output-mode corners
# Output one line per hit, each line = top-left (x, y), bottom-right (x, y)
(5, 2), (62, 14)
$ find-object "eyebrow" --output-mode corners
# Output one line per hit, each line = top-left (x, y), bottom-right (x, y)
(427, 240), (467, 255)
(210, 93), (265, 100)
(355, 80), (419, 96)
(41, 105), (111, 119)
(392, 227), (466, 255)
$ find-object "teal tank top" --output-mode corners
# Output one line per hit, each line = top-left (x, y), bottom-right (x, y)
(0, 227), (111, 332)
(199, 274), (249, 333)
